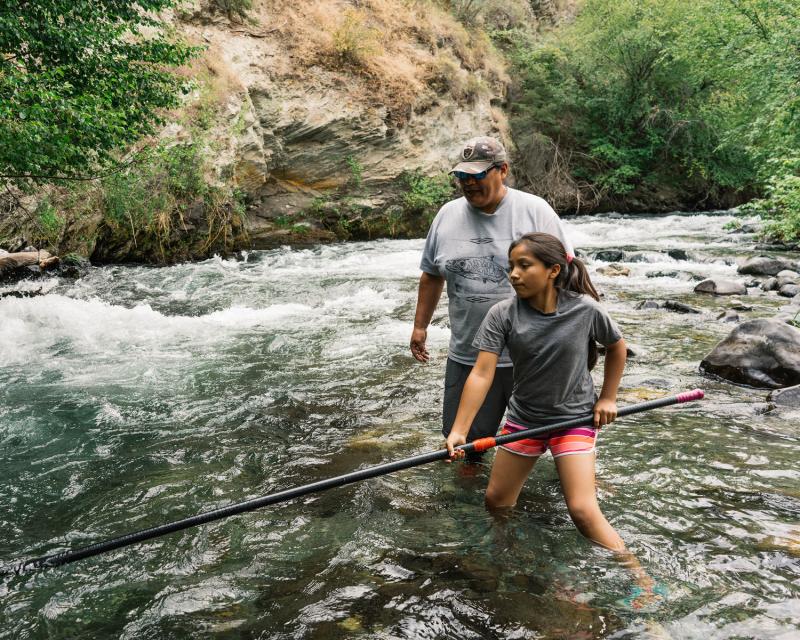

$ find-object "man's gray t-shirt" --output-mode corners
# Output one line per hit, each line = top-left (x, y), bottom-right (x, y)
(472, 292), (622, 426)
(419, 187), (574, 367)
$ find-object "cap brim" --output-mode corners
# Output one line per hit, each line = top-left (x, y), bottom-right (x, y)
(449, 160), (495, 174)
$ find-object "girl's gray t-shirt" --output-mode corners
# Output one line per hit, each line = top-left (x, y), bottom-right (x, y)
(472, 292), (622, 426)
(419, 187), (574, 367)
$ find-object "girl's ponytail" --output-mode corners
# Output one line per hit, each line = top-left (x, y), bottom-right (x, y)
(508, 233), (601, 370)
(562, 256), (600, 302)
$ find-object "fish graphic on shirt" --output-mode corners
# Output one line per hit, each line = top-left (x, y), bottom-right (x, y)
(445, 256), (508, 284)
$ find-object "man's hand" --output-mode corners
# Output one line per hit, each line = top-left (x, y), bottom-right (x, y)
(410, 327), (429, 362)
(593, 398), (618, 428)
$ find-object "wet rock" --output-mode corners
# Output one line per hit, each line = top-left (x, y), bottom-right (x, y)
(627, 252), (661, 263)
(0, 288), (45, 300)
(754, 243), (799, 252)
(700, 319), (800, 388)
(738, 256), (797, 276)
(768, 384), (800, 407)
(597, 263), (630, 277)
(635, 299), (662, 310)
(779, 284), (800, 298)
(716, 310), (740, 323)
(646, 270), (679, 279)
(776, 270), (799, 280)
(729, 302), (753, 311)
(57, 254), (92, 279)
(667, 248), (691, 261)
(762, 277), (779, 292)
(663, 300), (701, 314)
(742, 223), (762, 233)
(694, 279), (747, 295)
(592, 250), (625, 262)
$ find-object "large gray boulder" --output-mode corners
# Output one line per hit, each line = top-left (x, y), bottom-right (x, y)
(700, 319), (800, 388)
(738, 256), (797, 276)
(694, 279), (747, 295)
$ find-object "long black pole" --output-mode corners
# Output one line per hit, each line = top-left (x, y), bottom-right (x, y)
(3, 389), (703, 575)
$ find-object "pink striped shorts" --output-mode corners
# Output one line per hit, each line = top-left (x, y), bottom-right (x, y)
(499, 419), (598, 458)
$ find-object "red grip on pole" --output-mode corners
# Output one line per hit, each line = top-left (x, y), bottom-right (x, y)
(472, 437), (496, 453)
(676, 389), (704, 403)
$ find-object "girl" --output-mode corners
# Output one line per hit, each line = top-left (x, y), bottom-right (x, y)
(445, 232), (627, 551)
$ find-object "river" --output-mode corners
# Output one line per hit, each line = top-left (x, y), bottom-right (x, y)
(1, 212), (798, 638)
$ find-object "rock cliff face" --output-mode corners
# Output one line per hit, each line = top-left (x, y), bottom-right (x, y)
(0, 2), (511, 261)
(177, 1), (511, 248)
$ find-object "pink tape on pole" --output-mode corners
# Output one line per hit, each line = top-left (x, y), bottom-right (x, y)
(676, 389), (704, 403)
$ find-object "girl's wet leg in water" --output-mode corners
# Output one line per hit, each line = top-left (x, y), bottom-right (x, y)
(554, 452), (624, 550)
(484, 448), (539, 511)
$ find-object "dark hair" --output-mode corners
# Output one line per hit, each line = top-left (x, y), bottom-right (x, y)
(508, 232), (600, 369)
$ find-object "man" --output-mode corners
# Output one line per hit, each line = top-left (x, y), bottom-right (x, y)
(410, 136), (575, 455)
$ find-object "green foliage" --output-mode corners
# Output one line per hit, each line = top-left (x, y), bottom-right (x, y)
(33, 200), (64, 250)
(502, 0), (799, 212)
(401, 171), (455, 222)
(346, 156), (364, 189)
(0, 1), (198, 185)
(741, 163), (800, 242)
(99, 141), (245, 261)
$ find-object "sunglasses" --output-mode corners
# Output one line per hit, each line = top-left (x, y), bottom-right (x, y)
(452, 165), (499, 181)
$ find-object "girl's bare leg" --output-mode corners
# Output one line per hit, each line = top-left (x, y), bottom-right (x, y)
(484, 448), (539, 511)
(555, 452), (661, 604)
(554, 452), (625, 551)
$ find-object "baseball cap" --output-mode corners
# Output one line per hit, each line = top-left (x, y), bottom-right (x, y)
(449, 136), (507, 174)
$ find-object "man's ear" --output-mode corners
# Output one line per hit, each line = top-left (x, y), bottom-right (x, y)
(498, 162), (509, 179)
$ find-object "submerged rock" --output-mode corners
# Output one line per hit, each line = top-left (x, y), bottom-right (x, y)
(700, 319), (800, 388)
(716, 310), (740, 323)
(667, 248), (691, 261)
(592, 250), (625, 262)
(663, 300), (702, 314)
(694, 279), (747, 295)
(634, 299), (701, 313)
(768, 384), (800, 408)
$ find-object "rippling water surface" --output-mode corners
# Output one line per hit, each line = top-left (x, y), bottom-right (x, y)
(1, 213), (799, 639)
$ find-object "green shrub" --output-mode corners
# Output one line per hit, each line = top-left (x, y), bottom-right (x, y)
(742, 171), (800, 243)
(401, 171), (455, 222)
(33, 200), (65, 250)
(346, 156), (364, 189)
(100, 141), (245, 261)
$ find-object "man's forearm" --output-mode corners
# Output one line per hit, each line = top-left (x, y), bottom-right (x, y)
(413, 273), (445, 329)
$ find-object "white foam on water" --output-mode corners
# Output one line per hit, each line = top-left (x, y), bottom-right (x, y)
(321, 320), (450, 360)
(0, 294), (315, 366)
(564, 213), (742, 250)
